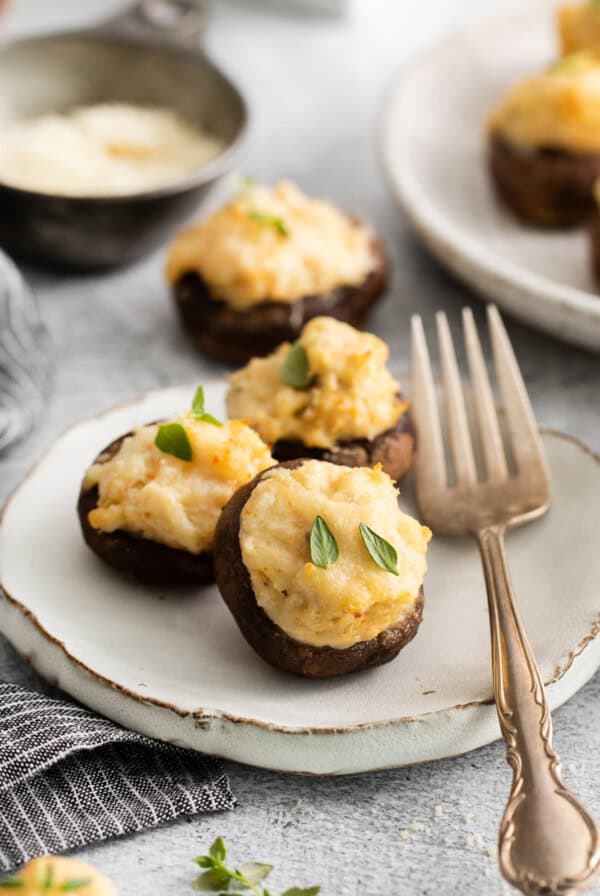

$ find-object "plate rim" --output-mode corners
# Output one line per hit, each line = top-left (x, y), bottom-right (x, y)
(377, 0), (600, 347)
(1, 384), (599, 741)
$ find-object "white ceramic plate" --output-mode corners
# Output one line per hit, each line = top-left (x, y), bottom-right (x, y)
(380, 0), (600, 352)
(1, 381), (599, 775)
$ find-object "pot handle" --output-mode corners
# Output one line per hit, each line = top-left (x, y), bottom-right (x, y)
(95, 0), (209, 49)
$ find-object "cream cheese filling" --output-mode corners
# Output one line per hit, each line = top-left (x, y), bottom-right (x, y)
(166, 181), (377, 309)
(488, 53), (600, 153)
(85, 417), (273, 554)
(240, 461), (431, 649)
(227, 316), (406, 449)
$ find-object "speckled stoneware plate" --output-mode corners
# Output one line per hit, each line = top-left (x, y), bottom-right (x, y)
(1, 381), (599, 775)
(380, 0), (600, 353)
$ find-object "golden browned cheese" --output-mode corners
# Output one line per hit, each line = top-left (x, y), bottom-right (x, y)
(165, 181), (376, 309)
(558, 4), (600, 55)
(226, 316), (406, 449)
(84, 418), (274, 553)
(240, 461), (431, 649)
(488, 53), (600, 153)
(15, 856), (116, 896)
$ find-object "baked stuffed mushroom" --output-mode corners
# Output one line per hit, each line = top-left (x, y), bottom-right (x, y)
(78, 387), (274, 585)
(166, 181), (388, 363)
(214, 459), (431, 678)
(487, 52), (600, 227)
(226, 316), (414, 482)
(558, 2), (600, 55)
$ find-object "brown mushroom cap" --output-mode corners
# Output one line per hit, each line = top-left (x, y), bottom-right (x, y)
(489, 135), (600, 227)
(172, 230), (388, 364)
(214, 460), (425, 679)
(590, 206), (600, 281)
(78, 432), (214, 586)
(271, 403), (415, 483)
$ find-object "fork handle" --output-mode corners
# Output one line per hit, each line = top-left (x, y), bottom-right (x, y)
(477, 526), (600, 895)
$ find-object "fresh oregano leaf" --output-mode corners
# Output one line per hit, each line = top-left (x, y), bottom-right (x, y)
(191, 838), (319, 896)
(191, 868), (231, 892)
(248, 210), (289, 237)
(192, 385), (207, 417)
(199, 413), (223, 427)
(209, 837), (227, 864)
(59, 881), (92, 892)
(281, 344), (312, 390)
(549, 50), (592, 74)
(155, 422), (193, 461)
(237, 863), (273, 885)
(309, 516), (339, 569)
(190, 386), (223, 427)
(359, 523), (399, 575)
(41, 865), (53, 892)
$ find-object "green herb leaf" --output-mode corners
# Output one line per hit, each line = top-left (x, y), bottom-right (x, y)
(59, 880), (92, 892)
(199, 412), (223, 427)
(248, 210), (289, 237)
(155, 422), (193, 461)
(281, 888), (321, 896)
(0, 881), (24, 889)
(41, 865), (53, 892)
(190, 386), (223, 427)
(191, 839), (320, 896)
(309, 516), (339, 569)
(359, 523), (399, 575)
(281, 344), (312, 390)
(192, 385), (206, 417)
(192, 868), (231, 892)
(549, 50), (593, 74)
(237, 863), (273, 886)
(210, 837), (227, 864)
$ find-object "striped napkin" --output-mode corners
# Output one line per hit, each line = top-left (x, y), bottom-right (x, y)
(0, 683), (235, 872)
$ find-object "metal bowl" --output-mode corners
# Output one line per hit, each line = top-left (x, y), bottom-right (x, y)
(0, 0), (248, 269)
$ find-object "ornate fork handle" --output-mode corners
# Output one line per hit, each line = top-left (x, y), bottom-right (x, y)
(477, 526), (600, 895)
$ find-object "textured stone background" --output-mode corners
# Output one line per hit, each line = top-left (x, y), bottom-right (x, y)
(1, 0), (600, 893)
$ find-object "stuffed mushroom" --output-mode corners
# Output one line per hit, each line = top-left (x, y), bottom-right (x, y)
(166, 181), (388, 363)
(214, 459), (431, 679)
(487, 52), (600, 227)
(226, 316), (414, 482)
(78, 387), (274, 585)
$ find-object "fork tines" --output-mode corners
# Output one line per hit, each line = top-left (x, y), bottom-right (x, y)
(410, 305), (549, 493)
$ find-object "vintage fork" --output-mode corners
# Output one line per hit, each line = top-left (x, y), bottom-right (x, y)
(410, 305), (600, 896)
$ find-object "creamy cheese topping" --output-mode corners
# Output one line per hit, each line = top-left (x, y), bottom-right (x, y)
(0, 103), (224, 196)
(165, 181), (377, 309)
(227, 316), (406, 449)
(558, 4), (600, 56)
(85, 418), (273, 554)
(16, 856), (116, 896)
(488, 53), (600, 153)
(240, 461), (431, 649)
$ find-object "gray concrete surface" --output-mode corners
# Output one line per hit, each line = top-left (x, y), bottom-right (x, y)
(1, 0), (600, 893)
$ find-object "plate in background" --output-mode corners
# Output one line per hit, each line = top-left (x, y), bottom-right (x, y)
(1, 381), (599, 774)
(380, 0), (600, 352)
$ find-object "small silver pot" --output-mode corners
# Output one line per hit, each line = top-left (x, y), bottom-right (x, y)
(0, 0), (248, 269)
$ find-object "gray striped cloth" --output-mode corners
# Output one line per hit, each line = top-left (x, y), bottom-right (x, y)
(0, 683), (235, 872)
